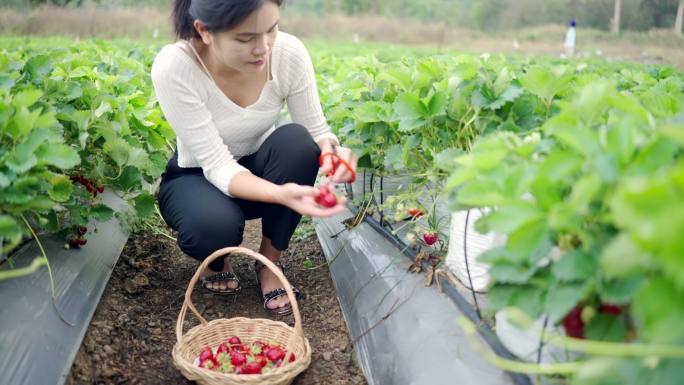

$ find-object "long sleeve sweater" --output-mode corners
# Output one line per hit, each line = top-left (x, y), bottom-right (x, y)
(150, 32), (338, 197)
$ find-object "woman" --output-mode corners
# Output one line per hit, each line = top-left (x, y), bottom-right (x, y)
(151, 0), (357, 316)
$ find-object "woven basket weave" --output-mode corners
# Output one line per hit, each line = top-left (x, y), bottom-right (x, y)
(172, 246), (312, 385)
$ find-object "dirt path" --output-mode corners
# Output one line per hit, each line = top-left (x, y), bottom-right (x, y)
(67, 219), (367, 385)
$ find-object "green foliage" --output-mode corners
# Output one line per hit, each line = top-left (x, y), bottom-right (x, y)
(0, 38), (173, 256)
(312, 40), (684, 382)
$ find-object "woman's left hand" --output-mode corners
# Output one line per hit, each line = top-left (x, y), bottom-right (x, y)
(318, 140), (358, 184)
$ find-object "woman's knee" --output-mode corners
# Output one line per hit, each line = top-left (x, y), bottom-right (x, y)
(176, 213), (245, 259)
(268, 123), (321, 165)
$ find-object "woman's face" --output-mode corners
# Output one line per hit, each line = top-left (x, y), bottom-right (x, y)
(199, 2), (280, 75)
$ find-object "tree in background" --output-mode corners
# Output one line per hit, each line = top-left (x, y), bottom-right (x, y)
(612, 0), (622, 33)
(676, 0), (684, 34)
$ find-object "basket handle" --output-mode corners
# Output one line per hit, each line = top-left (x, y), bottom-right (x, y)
(175, 246), (306, 345)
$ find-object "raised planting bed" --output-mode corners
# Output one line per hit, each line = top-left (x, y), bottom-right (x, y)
(0, 191), (130, 385)
(314, 205), (531, 385)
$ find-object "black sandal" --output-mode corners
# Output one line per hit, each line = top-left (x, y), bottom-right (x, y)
(200, 271), (241, 295)
(255, 260), (302, 317)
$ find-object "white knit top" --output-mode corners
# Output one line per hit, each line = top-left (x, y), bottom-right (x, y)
(151, 32), (338, 197)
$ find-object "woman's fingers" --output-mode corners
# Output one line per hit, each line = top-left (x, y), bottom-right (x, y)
(318, 141), (335, 176)
(331, 147), (357, 183)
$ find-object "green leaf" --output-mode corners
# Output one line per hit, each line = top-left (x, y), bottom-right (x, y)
(37, 143), (80, 169)
(25, 55), (52, 82)
(113, 166), (141, 191)
(475, 203), (544, 234)
(427, 91), (448, 116)
(568, 172), (602, 214)
(383, 144), (404, 171)
(48, 175), (73, 202)
(520, 65), (571, 104)
(103, 137), (131, 167)
(0, 215), (23, 240)
(585, 313), (627, 342)
(545, 282), (586, 323)
(89, 204), (114, 222)
(632, 278), (684, 343)
(0, 172), (10, 188)
(574, 81), (614, 125)
(506, 219), (552, 262)
(599, 277), (644, 305)
(132, 193), (156, 218)
(600, 234), (652, 278)
(393, 92), (427, 121)
(12, 89), (43, 109)
(552, 250), (596, 282)
(487, 284), (545, 318)
(433, 147), (464, 171)
(354, 101), (390, 123)
(455, 180), (507, 207)
(7, 106), (41, 138)
(489, 262), (537, 284)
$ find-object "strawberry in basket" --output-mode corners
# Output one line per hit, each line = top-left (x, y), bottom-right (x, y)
(196, 336), (297, 375)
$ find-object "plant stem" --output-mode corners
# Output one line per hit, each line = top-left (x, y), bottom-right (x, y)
(20, 214), (75, 326)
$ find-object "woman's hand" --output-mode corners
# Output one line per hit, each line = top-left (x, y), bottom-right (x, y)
(276, 183), (347, 217)
(318, 140), (358, 184)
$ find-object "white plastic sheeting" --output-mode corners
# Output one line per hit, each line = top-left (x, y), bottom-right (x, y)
(0, 191), (129, 385)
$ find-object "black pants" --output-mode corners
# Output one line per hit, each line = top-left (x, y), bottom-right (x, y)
(157, 123), (321, 272)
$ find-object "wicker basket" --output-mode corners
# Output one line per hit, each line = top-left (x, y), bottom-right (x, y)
(172, 246), (312, 385)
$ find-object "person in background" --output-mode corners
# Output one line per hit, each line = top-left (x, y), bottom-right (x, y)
(564, 19), (577, 58)
(151, 0), (357, 316)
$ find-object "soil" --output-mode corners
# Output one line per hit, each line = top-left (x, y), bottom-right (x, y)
(66, 219), (367, 385)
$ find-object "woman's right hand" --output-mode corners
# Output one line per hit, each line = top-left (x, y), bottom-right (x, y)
(276, 183), (347, 217)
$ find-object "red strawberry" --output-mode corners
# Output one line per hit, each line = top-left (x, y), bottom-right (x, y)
(242, 361), (263, 374)
(228, 336), (241, 346)
(286, 351), (296, 362)
(562, 306), (585, 339)
(408, 208), (423, 218)
(199, 347), (214, 363)
(253, 354), (268, 368)
(600, 304), (622, 315)
(68, 239), (80, 248)
(97, 185), (105, 193)
(216, 342), (230, 355)
(230, 351), (246, 366)
(423, 233), (438, 246)
(315, 185), (338, 208)
(265, 346), (285, 362)
(78, 239), (87, 246)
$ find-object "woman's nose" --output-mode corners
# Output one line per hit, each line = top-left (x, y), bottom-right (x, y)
(252, 35), (269, 56)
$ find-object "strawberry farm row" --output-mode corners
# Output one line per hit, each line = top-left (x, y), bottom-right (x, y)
(2, 37), (684, 384)
(0, 38), (173, 273)
(314, 48), (684, 383)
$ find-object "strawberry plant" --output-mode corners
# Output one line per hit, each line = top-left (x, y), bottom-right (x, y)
(0, 38), (174, 274)
(445, 79), (684, 383)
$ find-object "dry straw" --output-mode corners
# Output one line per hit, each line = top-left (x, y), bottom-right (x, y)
(173, 247), (311, 385)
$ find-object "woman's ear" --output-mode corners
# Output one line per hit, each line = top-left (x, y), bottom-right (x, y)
(193, 20), (212, 45)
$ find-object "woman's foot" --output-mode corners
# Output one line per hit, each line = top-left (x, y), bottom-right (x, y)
(258, 264), (291, 310)
(199, 257), (241, 294)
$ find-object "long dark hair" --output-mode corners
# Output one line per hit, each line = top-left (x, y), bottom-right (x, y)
(173, 0), (284, 40)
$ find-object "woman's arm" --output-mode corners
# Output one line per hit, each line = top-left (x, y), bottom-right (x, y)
(228, 171), (347, 217)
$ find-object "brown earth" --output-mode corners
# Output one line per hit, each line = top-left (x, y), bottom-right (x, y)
(66, 219), (367, 385)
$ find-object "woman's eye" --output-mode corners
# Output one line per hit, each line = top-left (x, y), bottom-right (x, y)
(237, 38), (252, 43)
